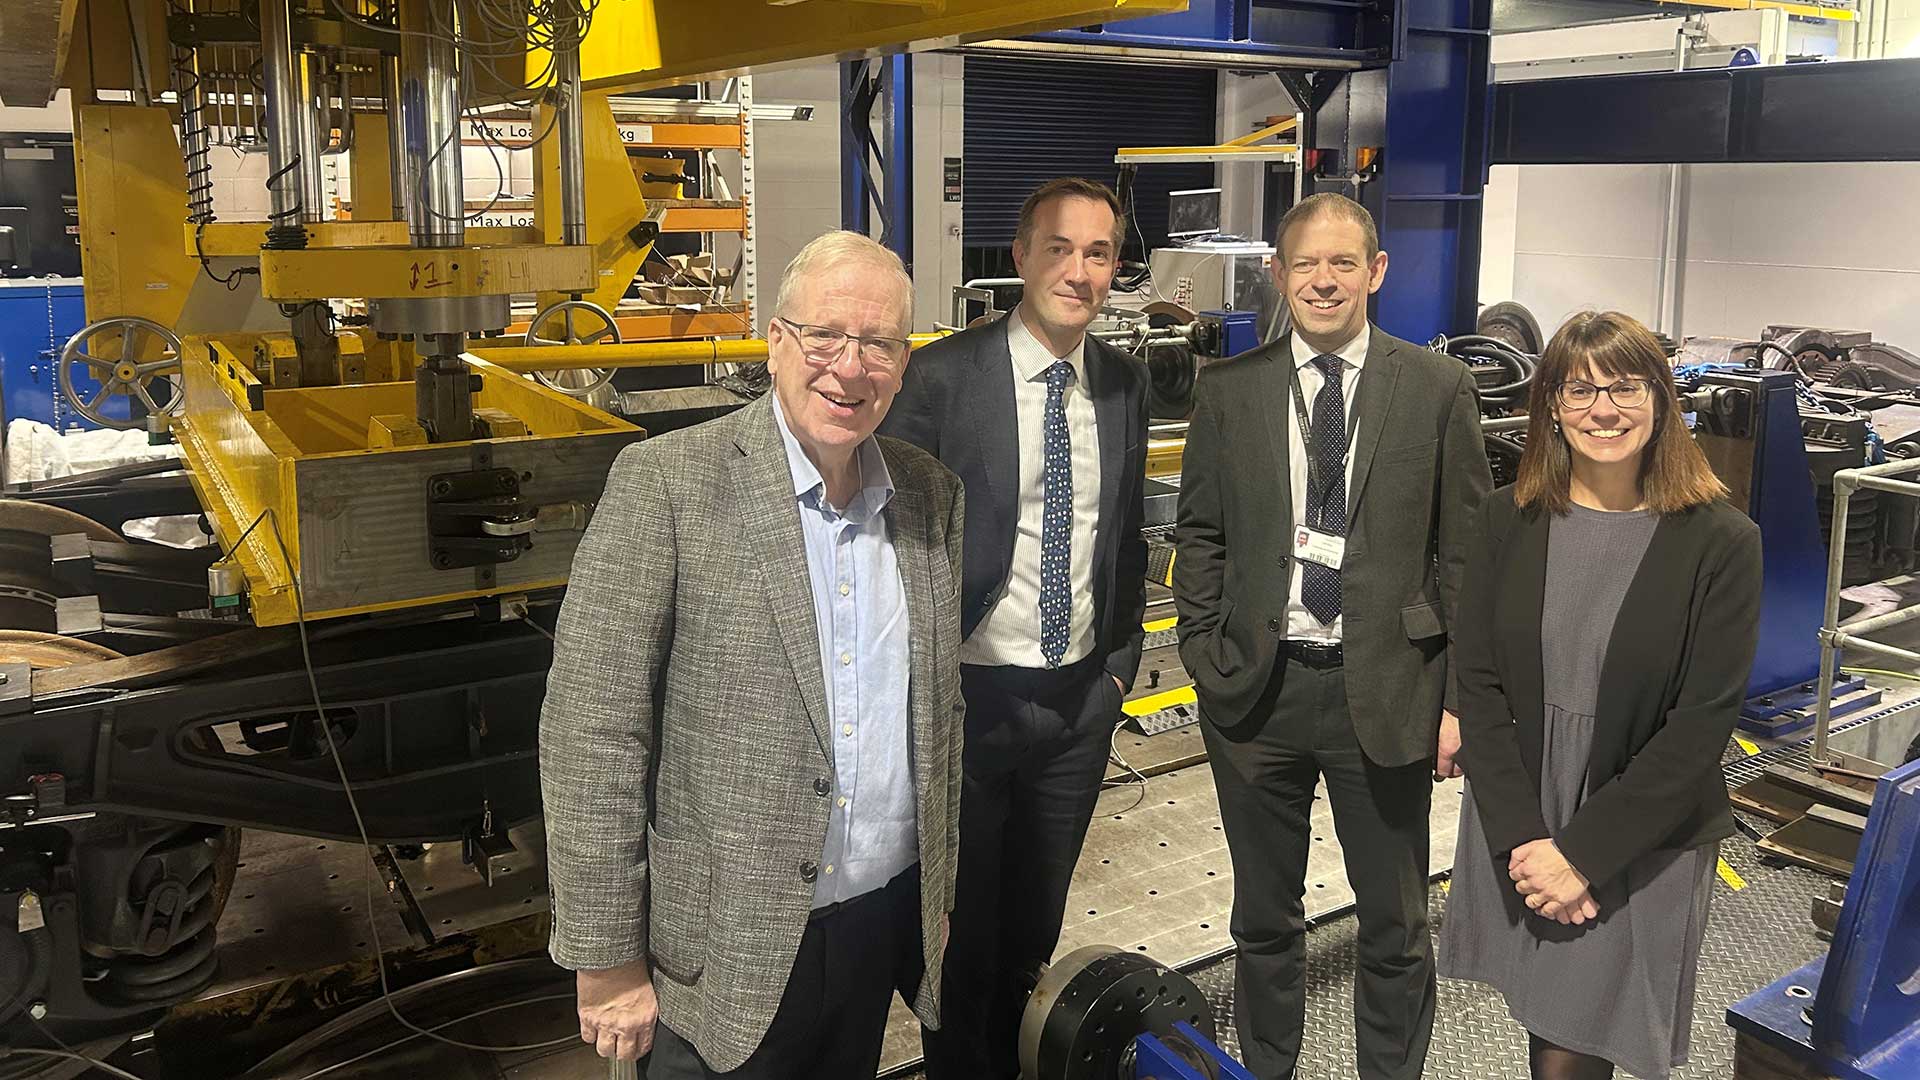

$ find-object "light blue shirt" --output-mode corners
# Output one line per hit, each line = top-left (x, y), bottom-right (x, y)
(771, 395), (917, 908)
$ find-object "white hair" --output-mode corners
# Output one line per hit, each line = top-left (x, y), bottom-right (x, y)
(772, 230), (913, 332)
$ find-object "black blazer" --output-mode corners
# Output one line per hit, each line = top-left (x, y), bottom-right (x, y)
(1456, 486), (1763, 891)
(878, 314), (1150, 688)
(1171, 329), (1491, 767)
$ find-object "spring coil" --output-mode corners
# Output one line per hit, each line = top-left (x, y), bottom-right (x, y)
(173, 50), (216, 225)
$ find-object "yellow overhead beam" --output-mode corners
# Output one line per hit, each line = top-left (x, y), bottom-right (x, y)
(575, 0), (1188, 91)
(1656, 0), (1855, 20)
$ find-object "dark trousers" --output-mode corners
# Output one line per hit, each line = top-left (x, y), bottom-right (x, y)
(921, 655), (1119, 1080)
(1200, 655), (1436, 1080)
(645, 865), (923, 1079)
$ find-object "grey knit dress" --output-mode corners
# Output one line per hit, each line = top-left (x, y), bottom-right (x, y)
(1440, 503), (1719, 1080)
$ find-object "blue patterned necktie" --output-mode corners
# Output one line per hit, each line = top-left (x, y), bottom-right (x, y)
(1300, 354), (1347, 625)
(1039, 359), (1074, 667)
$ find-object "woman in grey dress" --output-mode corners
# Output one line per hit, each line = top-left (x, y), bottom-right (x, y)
(1440, 311), (1763, 1080)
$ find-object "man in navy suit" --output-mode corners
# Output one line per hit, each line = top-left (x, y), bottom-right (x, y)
(880, 177), (1148, 1079)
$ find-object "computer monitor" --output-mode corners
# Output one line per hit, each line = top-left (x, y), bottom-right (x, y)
(1167, 187), (1222, 240)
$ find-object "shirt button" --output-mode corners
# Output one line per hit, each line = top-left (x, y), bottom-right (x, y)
(839, 582), (850, 596)
(1268, 618), (1282, 633)
(799, 861), (818, 882)
(842, 724), (854, 737)
(824, 864), (834, 875)
(837, 796), (848, 808)
(840, 652), (852, 666)
(813, 777), (830, 796)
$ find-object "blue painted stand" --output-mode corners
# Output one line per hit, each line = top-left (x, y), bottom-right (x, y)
(1739, 676), (1880, 738)
(1727, 757), (1920, 1079)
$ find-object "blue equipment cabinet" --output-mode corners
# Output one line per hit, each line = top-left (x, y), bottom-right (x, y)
(0, 278), (124, 432)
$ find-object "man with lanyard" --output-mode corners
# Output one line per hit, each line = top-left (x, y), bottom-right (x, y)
(1172, 192), (1491, 1079)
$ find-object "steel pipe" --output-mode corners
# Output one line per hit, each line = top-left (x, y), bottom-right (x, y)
(472, 330), (952, 372)
(472, 339), (778, 371)
(555, 0), (589, 248)
(385, 53), (409, 221)
(399, 0), (465, 249)
(260, 0), (325, 235)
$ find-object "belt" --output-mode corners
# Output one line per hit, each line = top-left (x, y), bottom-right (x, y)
(1283, 640), (1344, 668)
(807, 889), (878, 924)
(808, 863), (918, 922)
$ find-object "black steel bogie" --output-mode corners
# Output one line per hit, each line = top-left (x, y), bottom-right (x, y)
(13, 622), (553, 844)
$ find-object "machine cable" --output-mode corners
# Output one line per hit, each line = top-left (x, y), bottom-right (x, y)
(254, 506), (582, 1057)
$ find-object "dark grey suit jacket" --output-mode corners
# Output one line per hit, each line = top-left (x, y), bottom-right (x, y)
(538, 394), (966, 1071)
(1172, 328), (1492, 767)
(879, 314), (1149, 688)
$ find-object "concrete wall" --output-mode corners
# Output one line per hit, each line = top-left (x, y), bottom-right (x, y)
(0, 90), (72, 133)
(1483, 162), (1920, 348)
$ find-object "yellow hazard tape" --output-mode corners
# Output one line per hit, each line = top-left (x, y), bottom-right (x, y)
(1717, 858), (1747, 891)
(1123, 685), (1197, 718)
(1734, 735), (1761, 757)
(1143, 617), (1178, 634)
(1164, 549), (1176, 587)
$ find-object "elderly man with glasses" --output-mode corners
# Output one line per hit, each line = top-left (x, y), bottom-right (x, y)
(540, 230), (967, 1079)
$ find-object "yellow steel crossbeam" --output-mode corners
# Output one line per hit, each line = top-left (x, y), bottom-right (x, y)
(257, 244), (596, 302)
(1225, 116), (1299, 147)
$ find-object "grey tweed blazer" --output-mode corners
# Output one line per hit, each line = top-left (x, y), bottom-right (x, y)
(539, 393), (967, 1071)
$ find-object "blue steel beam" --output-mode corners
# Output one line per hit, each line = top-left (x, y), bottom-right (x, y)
(840, 56), (914, 272)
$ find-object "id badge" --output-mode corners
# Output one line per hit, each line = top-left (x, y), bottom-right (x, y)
(1293, 525), (1346, 570)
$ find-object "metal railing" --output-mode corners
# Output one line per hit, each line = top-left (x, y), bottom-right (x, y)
(1813, 455), (1920, 765)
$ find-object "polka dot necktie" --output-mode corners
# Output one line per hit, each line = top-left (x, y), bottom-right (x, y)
(1300, 354), (1347, 626)
(1039, 360), (1074, 668)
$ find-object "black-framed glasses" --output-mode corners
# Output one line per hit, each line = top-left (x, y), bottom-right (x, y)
(1556, 378), (1651, 411)
(773, 317), (911, 374)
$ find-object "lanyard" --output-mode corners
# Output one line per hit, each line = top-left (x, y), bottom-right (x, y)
(1288, 358), (1360, 521)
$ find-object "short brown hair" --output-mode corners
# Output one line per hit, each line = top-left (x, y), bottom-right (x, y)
(1275, 192), (1379, 261)
(1514, 310), (1728, 515)
(1015, 177), (1126, 250)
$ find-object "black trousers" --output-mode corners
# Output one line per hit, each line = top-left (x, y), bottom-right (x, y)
(645, 865), (923, 1080)
(1200, 655), (1436, 1080)
(921, 655), (1119, 1080)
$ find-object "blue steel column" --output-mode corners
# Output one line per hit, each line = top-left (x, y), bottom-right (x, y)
(1373, 0), (1493, 340)
(841, 56), (914, 272)
(841, 60), (874, 237)
(882, 54), (914, 274)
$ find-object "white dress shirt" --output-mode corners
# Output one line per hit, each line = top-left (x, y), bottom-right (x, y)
(961, 307), (1102, 668)
(769, 393), (917, 908)
(1285, 323), (1370, 644)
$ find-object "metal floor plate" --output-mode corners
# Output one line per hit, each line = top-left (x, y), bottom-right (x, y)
(872, 763), (1465, 1074)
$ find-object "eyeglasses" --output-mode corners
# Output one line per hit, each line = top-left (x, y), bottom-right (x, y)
(1556, 378), (1651, 411)
(773, 317), (911, 374)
